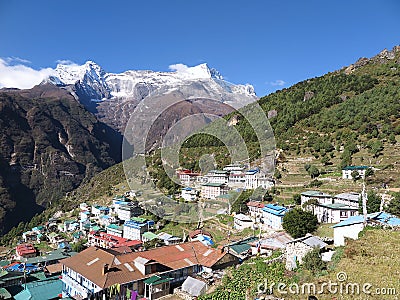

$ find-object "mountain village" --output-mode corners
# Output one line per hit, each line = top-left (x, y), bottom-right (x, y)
(0, 161), (399, 300)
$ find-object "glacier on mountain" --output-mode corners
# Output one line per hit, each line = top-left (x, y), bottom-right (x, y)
(48, 61), (257, 107)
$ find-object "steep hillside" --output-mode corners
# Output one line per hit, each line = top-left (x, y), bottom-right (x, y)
(0, 84), (122, 233)
(180, 46), (400, 171)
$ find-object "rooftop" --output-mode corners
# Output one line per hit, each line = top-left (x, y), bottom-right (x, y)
(288, 234), (327, 249)
(342, 165), (369, 170)
(61, 241), (230, 289)
(202, 183), (226, 187)
(301, 190), (332, 197)
(334, 192), (361, 202)
(262, 204), (288, 216)
(332, 211), (400, 228)
(317, 203), (358, 210)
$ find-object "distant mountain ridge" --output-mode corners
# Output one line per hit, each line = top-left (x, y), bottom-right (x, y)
(42, 62), (258, 133)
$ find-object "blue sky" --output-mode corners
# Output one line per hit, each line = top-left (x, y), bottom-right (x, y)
(0, 0), (399, 96)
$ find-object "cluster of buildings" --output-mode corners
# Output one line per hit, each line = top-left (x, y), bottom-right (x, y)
(177, 164), (275, 200)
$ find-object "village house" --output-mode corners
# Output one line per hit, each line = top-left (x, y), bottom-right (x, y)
(245, 169), (274, 190)
(311, 203), (358, 223)
(332, 212), (400, 246)
(106, 224), (123, 237)
(200, 183), (229, 200)
(300, 190), (332, 206)
(177, 169), (201, 186)
(334, 192), (361, 208)
(91, 205), (110, 217)
(233, 213), (254, 230)
(60, 242), (239, 299)
(285, 234), (327, 270)
(15, 244), (37, 260)
(123, 218), (155, 241)
(181, 187), (199, 202)
(204, 170), (230, 184)
(342, 165), (369, 179)
(261, 204), (288, 230)
(246, 201), (265, 222)
(87, 231), (142, 250)
(157, 233), (182, 245)
(249, 231), (293, 256)
(115, 203), (143, 221)
(226, 237), (258, 259)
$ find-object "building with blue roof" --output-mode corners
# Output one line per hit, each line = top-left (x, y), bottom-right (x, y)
(261, 204), (288, 230)
(332, 211), (400, 246)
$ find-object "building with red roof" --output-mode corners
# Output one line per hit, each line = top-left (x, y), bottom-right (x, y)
(15, 243), (37, 260)
(87, 231), (142, 250)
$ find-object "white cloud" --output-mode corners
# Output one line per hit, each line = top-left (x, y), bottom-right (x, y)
(0, 58), (55, 89)
(268, 79), (286, 86)
(169, 63), (190, 73)
(56, 59), (78, 66)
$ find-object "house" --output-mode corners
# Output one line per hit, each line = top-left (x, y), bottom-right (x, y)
(311, 203), (359, 223)
(15, 244), (37, 260)
(115, 203), (143, 221)
(142, 232), (158, 243)
(63, 220), (80, 232)
(106, 224), (123, 237)
(201, 183), (229, 200)
(22, 231), (40, 243)
(342, 165), (369, 179)
(261, 204), (288, 230)
(249, 231), (293, 256)
(285, 234), (327, 270)
(181, 187), (199, 202)
(227, 236), (258, 259)
(177, 276), (208, 298)
(300, 190), (333, 206)
(99, 215), (116, 227)
(80, 210), (90, 222)
(233, 213), (254, 230)
(157, 232), (182, 245)
(177, 169), (201, 186)
(60, 242), (239, 299)
(224, 164), (246, 187)
(334, 192), (361, 208)
(123, 218), (155, 241)
(91, 205), (110, 217)
(203, 170), (230, 184)
(246, 201), (265, 221)
(87, 231), (142, 249)
(332, 212), (400, 246)
(245, 169), (274, 190)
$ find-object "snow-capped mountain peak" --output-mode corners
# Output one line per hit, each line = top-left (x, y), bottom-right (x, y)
(55, 60), (105, 85)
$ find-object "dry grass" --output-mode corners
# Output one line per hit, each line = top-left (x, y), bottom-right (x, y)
(307, 229), (400, 300)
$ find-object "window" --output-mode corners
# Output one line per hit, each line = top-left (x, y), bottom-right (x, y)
(340, 211), (347, 217)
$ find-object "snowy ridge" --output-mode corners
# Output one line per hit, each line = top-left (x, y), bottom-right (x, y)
(48, 61), (257, 105)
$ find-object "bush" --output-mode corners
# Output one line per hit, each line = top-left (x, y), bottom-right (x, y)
(282, 208), (318, 238)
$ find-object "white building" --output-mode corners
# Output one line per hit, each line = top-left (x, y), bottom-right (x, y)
(246, 201), (265, 221)
(200, 183), (229, 200)
(300, 191), (332, 206)
(233, 213), (254, 230)
(106, 224), (123, 237)
(116, 204), (143, 221)
(332, 212), (400, 246)
(245, 169), (274, 190)
(334, 192), (361, 208)
(261, 204), (288, 230)
(311, 203), (358, 223)
(91, 205), (109, 217)
(342, 166), (369, 179)
(204, 170), (230, 184)
(123, 218), (155, 241)
(181, 187), (199, 202)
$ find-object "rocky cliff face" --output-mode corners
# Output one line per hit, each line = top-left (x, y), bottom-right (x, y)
(0, 84), (121, 233)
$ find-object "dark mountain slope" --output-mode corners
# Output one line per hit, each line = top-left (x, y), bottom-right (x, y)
(0, 84), (122, 233)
